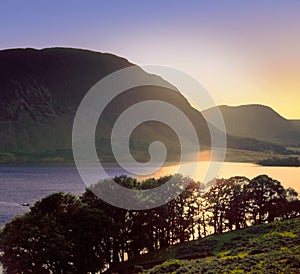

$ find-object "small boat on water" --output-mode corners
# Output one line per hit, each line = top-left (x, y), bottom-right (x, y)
(20, 203), (30, 207)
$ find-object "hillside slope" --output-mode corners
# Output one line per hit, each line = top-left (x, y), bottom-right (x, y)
(0, 47), (211, 161)
(203, 105), (300, 146)
(292, 120), (300, 133)
(0, 48), (291, 162)
(109, 218), (300, 273)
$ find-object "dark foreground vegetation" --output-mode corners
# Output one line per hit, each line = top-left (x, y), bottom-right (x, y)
(0, 174), (300, 273)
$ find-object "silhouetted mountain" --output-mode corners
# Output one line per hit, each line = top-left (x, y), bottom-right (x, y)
(0, 48), (212, 161)
(203, 105), (300, 147)
(292, 120), (300, 135)
(0, 48), (290, 162)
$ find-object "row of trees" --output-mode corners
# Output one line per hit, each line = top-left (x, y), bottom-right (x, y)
(0, 174), (299, 273)
(258, 156), (300, 167)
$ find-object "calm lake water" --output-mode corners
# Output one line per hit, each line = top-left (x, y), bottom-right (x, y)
(0, 162), (299, 225)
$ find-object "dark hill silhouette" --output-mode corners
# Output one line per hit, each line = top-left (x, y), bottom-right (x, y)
(0, 47), (211, 161)
(203, 104), (300, 146)
(292, 120), (300, 136)
(0, 48), (290, 161)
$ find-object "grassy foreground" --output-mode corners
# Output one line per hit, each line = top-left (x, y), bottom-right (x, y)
(109, 218), (300, 273)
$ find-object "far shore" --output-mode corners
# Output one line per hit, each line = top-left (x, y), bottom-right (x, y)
(0, 148), (299, 166)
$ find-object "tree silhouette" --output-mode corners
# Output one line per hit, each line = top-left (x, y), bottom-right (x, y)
(0, 174), (299, 273)
(245, 175), (286, 224)
(0, 193), (107, 274)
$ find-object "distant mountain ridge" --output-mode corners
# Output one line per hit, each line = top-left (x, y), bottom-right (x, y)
(292, 120), (300, 131)
(0, 47), (212, 161)
(203, 104), (300, 147)
(0, 48), (293, 162)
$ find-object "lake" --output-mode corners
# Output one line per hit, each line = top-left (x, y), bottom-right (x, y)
(0, 162), (299, 225)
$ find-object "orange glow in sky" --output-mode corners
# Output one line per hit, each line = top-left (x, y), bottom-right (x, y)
(1, 1), (299, 118)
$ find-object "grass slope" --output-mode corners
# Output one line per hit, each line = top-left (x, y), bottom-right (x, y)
(110, 218), (300, 273)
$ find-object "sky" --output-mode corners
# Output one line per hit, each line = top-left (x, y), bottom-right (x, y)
(1, 0), (299, 118)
